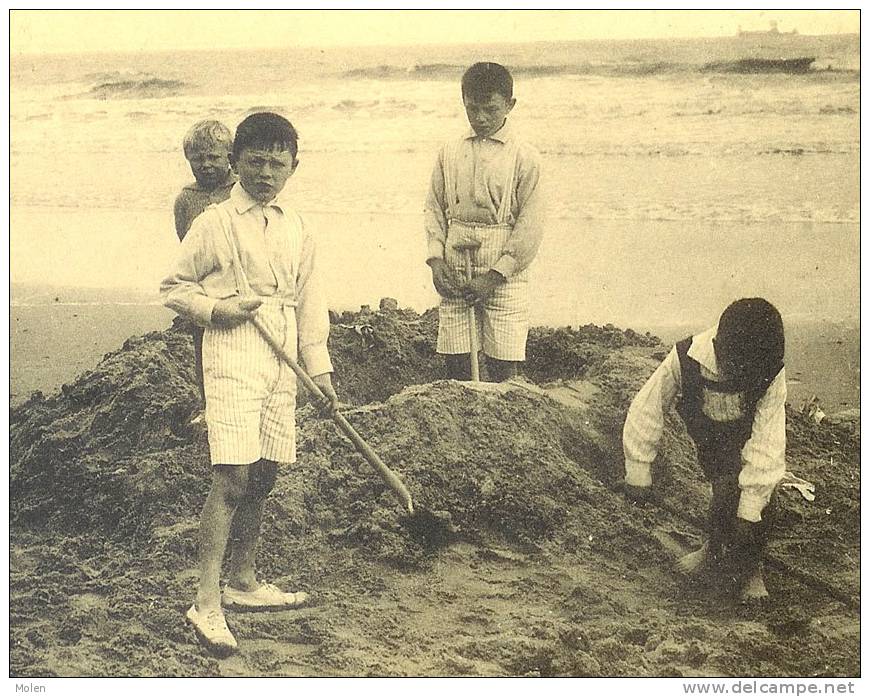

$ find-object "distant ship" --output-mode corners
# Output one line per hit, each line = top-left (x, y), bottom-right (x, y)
(737, 21), (799, 37)
(702, 57), (815, 74)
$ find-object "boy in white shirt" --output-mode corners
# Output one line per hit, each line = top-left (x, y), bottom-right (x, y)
(424, 62), (544, 382)
(622, 298), (787, 601)
(162, 112), (338, 654)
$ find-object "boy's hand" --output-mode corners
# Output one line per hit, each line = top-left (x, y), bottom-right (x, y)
(311, 372), (339, 416)
(461, 270), (504, 305)
(428, 258), (464, 299)
(622, 481), (654, 505)
(212, 297), (263, 327)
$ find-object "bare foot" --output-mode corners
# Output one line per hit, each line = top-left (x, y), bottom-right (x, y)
(676, 542), (710, 576)
(740, 570), (769, 602)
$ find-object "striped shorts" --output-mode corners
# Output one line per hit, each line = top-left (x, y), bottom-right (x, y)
(437, 221), (531, 361)
(202, 299), (298, 465)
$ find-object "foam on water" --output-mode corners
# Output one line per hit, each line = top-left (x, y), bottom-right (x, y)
(10, 36), (859, 324)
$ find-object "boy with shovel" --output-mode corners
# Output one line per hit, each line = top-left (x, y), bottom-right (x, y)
(161, 112), (339, 654)
(622, 298), (787, 602)
(424, 62), (545, 382)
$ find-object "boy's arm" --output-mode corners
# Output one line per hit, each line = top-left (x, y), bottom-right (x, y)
(491, 144), (545, 279)
(174, 191), (191, 242)
(423, 146), (449, 263)
(160, 216), (220, 326)
(623, 347), (682, 487)
(295, 215), (334, 378)
(422, 146), (464, 299)
(736, 369), (788, 522)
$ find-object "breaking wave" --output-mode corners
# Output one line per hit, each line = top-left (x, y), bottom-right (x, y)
(62, 72), (189, 100)
(340, 60), (858, 81)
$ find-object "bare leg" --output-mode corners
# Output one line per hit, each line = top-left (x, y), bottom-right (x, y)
(226, 499), (266, 592)
(487, 357), (519, 383)
(445, 353), (471, 381)
(226, 459), (277, 592)
(195, 464), (249, 611)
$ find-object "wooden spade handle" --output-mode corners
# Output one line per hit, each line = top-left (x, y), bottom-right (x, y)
(461, 249), (480, 382)
(252, 315), (414, 514)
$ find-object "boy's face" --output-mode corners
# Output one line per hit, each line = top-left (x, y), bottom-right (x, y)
(463, 91), (516, 138)
(187, 144), (231, 189)
(231, 146), (297, 203)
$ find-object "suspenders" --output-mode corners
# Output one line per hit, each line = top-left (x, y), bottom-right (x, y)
(443, 136), (521, 226)
(217, 204), (254, 297)
(214, 202), (301, 305)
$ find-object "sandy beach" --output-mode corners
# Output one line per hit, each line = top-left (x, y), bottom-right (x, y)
(10, 307), (860, 676)
(10, 15), (860, 679)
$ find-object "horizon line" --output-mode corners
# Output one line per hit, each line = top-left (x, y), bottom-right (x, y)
(9, 31), (859, 58)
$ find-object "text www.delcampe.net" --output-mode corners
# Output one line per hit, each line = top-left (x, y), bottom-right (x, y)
(683, 682), (856, 695)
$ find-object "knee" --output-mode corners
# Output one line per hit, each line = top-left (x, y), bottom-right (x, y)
(212, 465), (250, 506)
(247, 460), (278, 499)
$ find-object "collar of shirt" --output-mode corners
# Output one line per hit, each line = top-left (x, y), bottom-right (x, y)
(230, 181), (291, 215)
(687, 324), (721, 378)
(464, 119), (513, 143)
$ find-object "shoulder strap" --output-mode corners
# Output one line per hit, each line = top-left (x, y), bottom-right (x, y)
(496, 140), (521, 225)
(442, 138), (462, 221)
(214, 203), (253, 296)
(286, 209), (305, 286)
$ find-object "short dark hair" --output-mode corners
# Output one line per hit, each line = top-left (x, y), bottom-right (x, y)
(461, 62), (513, 101)
(233, 112), (299, 160)
(716, 298), (785, 386)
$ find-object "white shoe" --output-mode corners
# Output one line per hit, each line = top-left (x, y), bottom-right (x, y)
(223, 582), (310, 611)
(186, 604), (238, 654)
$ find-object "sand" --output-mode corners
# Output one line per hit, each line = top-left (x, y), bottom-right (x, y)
(9, 306), (859, 676)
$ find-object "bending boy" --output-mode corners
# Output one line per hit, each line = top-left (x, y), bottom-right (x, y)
(161, 112), (338, 654)
(622, 298), (787, 601)
(424, 62), (545, 382)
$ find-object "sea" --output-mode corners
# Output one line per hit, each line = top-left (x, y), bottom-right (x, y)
(9, 34), (860, 406)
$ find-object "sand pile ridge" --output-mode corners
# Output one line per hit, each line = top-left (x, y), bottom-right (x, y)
(9, 303), (860, 676)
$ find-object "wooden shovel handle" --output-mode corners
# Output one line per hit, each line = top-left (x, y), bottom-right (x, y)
(252, 315), (414, 514)
(461, 249), (480, 382)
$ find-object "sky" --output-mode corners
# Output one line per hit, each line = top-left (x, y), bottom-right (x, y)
(9, 8), (860, 54)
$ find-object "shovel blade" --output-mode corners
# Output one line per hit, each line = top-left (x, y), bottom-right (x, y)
(401, 508), (459, 549)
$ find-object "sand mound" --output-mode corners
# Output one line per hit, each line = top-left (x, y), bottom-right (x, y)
(9, 306), (663, 539)
(10, 318), (204, 532)
(9, 304), (860, 676)
(288, 379), (673, 569)
(326, 305), (445, 405)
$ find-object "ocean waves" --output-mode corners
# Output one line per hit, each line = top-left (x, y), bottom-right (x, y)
(341, 60), (858, 81)
(342, 61), (693, 80)
(60, 71), (190, 100)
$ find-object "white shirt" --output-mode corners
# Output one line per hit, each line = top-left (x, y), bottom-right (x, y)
(623, 326), (787, 522)
(423, 120), (545, 278)
(160, 183), (333, 377)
